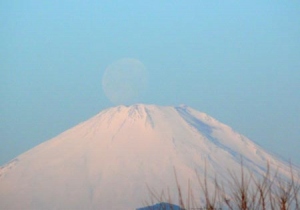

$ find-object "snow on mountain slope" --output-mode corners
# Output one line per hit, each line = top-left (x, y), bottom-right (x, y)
(0, 104), (297, 210)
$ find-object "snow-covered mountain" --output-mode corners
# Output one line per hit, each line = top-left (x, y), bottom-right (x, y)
(0, 104), (297, 210)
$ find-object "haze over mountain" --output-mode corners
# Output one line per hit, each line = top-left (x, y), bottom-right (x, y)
(0, 104), (297, 210)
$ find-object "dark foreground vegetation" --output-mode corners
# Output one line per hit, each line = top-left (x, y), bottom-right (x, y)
(145, 161), (300, 210)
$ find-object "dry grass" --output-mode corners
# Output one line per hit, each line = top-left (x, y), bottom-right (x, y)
(145, 160), (300, 210)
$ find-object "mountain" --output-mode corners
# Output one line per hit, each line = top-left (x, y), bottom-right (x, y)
(0, 104), (297, 210)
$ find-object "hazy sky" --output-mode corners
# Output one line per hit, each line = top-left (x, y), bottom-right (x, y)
(1, 1), (300, 166)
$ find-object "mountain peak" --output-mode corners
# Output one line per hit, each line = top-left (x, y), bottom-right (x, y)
(96, 104), (157, 129)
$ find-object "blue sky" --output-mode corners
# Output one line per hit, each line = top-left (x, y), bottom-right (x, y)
(1, 1), (300, 166)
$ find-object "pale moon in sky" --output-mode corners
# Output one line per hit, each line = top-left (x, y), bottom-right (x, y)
(102, 58), (148, 105)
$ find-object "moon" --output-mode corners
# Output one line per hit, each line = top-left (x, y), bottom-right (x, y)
(102, 58), (148, 105)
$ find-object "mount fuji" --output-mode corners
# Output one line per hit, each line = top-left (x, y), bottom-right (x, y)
(0, 104), (297, 210)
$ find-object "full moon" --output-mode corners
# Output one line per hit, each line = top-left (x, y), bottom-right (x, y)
(102, 58), (148, 105)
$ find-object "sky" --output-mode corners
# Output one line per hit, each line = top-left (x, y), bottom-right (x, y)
(1, 1), (300, 166)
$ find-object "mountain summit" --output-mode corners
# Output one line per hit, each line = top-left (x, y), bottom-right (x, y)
(0, 104), (296, 210)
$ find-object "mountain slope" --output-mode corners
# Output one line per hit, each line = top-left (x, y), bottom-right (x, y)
(0, 104), (296, 210)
